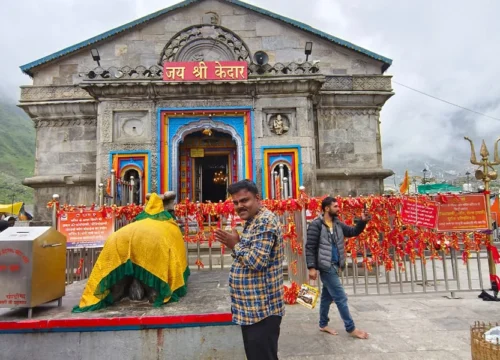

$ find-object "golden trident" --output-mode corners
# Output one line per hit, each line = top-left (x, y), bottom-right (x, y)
(464, 136), (500, 298)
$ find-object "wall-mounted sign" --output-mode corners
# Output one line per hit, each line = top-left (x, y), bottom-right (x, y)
(190, 148), (205, 158)
(436, 194), (488, 232)
(163, 61), (248, 82)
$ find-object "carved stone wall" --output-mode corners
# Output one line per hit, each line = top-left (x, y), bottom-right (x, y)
(18, 102), (98, 177)
(112, 111), (151, 143)
(18, 101), (98, 221)
(317, 107), (380, 169)
(316, 174), (385, 198)
(261, 109), (296, 137)
(30, 0), (387, 86)
(314, 105), (393, 196)
(97, 101), (157, 191)
(160, 24), (252, 64)
(20, 86), (92, 102)
(322, 76), (392, 91)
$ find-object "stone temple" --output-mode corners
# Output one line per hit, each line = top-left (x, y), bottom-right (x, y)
(18, 0), (394, 223)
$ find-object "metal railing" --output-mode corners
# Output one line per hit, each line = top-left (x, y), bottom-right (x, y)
(339, 247), (489, 297)
(53, 186), (496, 299)
(270, 164), (294, 200)
(99, 170), (138, 207)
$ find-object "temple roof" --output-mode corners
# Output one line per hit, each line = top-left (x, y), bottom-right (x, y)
(20, 0), (392, 76)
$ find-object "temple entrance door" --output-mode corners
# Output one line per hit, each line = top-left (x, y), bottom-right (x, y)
(178, 129), (237, 202)
(195, 155), (229, 202)
(195, 162), (203, 202)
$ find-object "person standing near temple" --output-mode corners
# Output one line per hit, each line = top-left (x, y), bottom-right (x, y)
(215, 179), (284, 360)
(306, 196), (370, 339)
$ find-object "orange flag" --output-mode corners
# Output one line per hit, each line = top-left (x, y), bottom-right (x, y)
(399, 170), (410, 194)
(491, 195), (499, 223)
(112, 155), (119, 174)
(106, 178), (111, 196)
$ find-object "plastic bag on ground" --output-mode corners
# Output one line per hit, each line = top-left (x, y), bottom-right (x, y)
(484, 326), (500, 344)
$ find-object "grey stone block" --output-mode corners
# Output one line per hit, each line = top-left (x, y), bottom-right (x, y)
(82, 163), (97, 174)
(220, 15), (254, 31)
(334, 117), (353, 129)
(262, 36), (300, 50)
(68, 126), (96, 141)
(320, 129), (347, 142)
(59, 151), (96, 164)
(128, 41), (156, 56)
(354, 141), (377, 154)
(322, 142), (355, 155)
(274, 49), (305, 63)
(255, 18), (283, 36)
(140, 19), (167, 35)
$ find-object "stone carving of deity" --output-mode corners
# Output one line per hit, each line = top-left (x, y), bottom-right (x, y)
(270, 114), (289, 135)
(192, 53), (205, 61)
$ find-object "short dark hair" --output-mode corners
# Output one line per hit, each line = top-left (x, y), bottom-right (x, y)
(321, 196), (337, 211)
(228, 179), (259, 196)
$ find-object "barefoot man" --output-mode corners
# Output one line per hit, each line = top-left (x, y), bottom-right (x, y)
(305, 196), (370, 339)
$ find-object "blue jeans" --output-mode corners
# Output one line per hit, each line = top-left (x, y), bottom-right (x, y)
(319, 267), (355, 333)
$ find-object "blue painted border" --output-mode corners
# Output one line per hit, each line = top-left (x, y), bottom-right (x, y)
(0, 321), (236, 334)
(269, 155), (293, 167)
(156, 106), (255, 193)
(108, 150), (152, 192)
(20, 0), (391, 75)
(260, 145), (303, 197)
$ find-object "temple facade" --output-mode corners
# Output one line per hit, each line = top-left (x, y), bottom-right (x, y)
(18, 0), (394, 223)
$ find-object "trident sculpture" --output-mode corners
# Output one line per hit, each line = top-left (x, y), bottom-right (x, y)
(464, 136), (500, 299)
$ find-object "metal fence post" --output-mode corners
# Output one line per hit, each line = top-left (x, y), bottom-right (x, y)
(98, 183), (104, 207)
(110, 169), (116, 205)
(129, 176), (135, 204)
(283, 177), (289, 199)
(51, 194), (59, 229)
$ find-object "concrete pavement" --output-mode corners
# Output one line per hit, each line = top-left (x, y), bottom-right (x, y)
(279, 291), (499, 360)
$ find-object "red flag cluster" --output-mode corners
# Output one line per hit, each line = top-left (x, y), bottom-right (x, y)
(48, 191), (496, 272)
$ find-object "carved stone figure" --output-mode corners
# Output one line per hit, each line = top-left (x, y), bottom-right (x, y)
(270, 114), (289, 135)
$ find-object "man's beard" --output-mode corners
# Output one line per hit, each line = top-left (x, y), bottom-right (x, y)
(329, 210), (338, 218)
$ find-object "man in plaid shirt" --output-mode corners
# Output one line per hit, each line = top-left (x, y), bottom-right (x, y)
(215, 179), (284, 360)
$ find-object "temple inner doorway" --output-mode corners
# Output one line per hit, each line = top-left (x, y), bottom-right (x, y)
(179, 129), (237, 203)
(196, 155), (228, 202)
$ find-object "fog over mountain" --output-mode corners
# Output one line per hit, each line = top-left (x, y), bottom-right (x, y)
(1, 0), (499, 187)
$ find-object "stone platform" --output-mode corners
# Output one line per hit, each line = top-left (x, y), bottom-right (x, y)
(1, 268), (499, 359)
(0, 269), (245, 360)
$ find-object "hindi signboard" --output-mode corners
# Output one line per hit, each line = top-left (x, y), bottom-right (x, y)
(57, 211), (114, 248)
(163, 61), (248, 82)
(436, 194), (488, 232)
(401, 198), (438, 229)
(190, 148), (205, 158)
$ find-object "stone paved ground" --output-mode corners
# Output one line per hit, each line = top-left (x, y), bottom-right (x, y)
(278, 291), (499, 360)
(1, 269), (498, 359)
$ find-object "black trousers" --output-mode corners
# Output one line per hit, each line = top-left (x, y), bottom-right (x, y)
(241, 315), (282, 360)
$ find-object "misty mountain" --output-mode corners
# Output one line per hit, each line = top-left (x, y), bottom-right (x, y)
(0, 95), (35, 204)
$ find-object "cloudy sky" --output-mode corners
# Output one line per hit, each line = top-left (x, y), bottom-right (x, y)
(1, 0), (500, 175)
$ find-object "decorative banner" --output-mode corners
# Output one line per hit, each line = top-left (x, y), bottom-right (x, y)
(163, 61), (248, 82)
(437, 194), (488, 232)
(401, 198), (438, 229)
(57, 211), (114, 248)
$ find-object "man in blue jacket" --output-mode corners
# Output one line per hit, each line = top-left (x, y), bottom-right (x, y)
(306, 196), (369, 339)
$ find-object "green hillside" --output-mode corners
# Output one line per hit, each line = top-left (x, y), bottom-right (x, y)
(0, 101), (35, 204)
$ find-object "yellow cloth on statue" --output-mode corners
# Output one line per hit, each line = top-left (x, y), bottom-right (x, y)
(74, 194), (188, 312)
